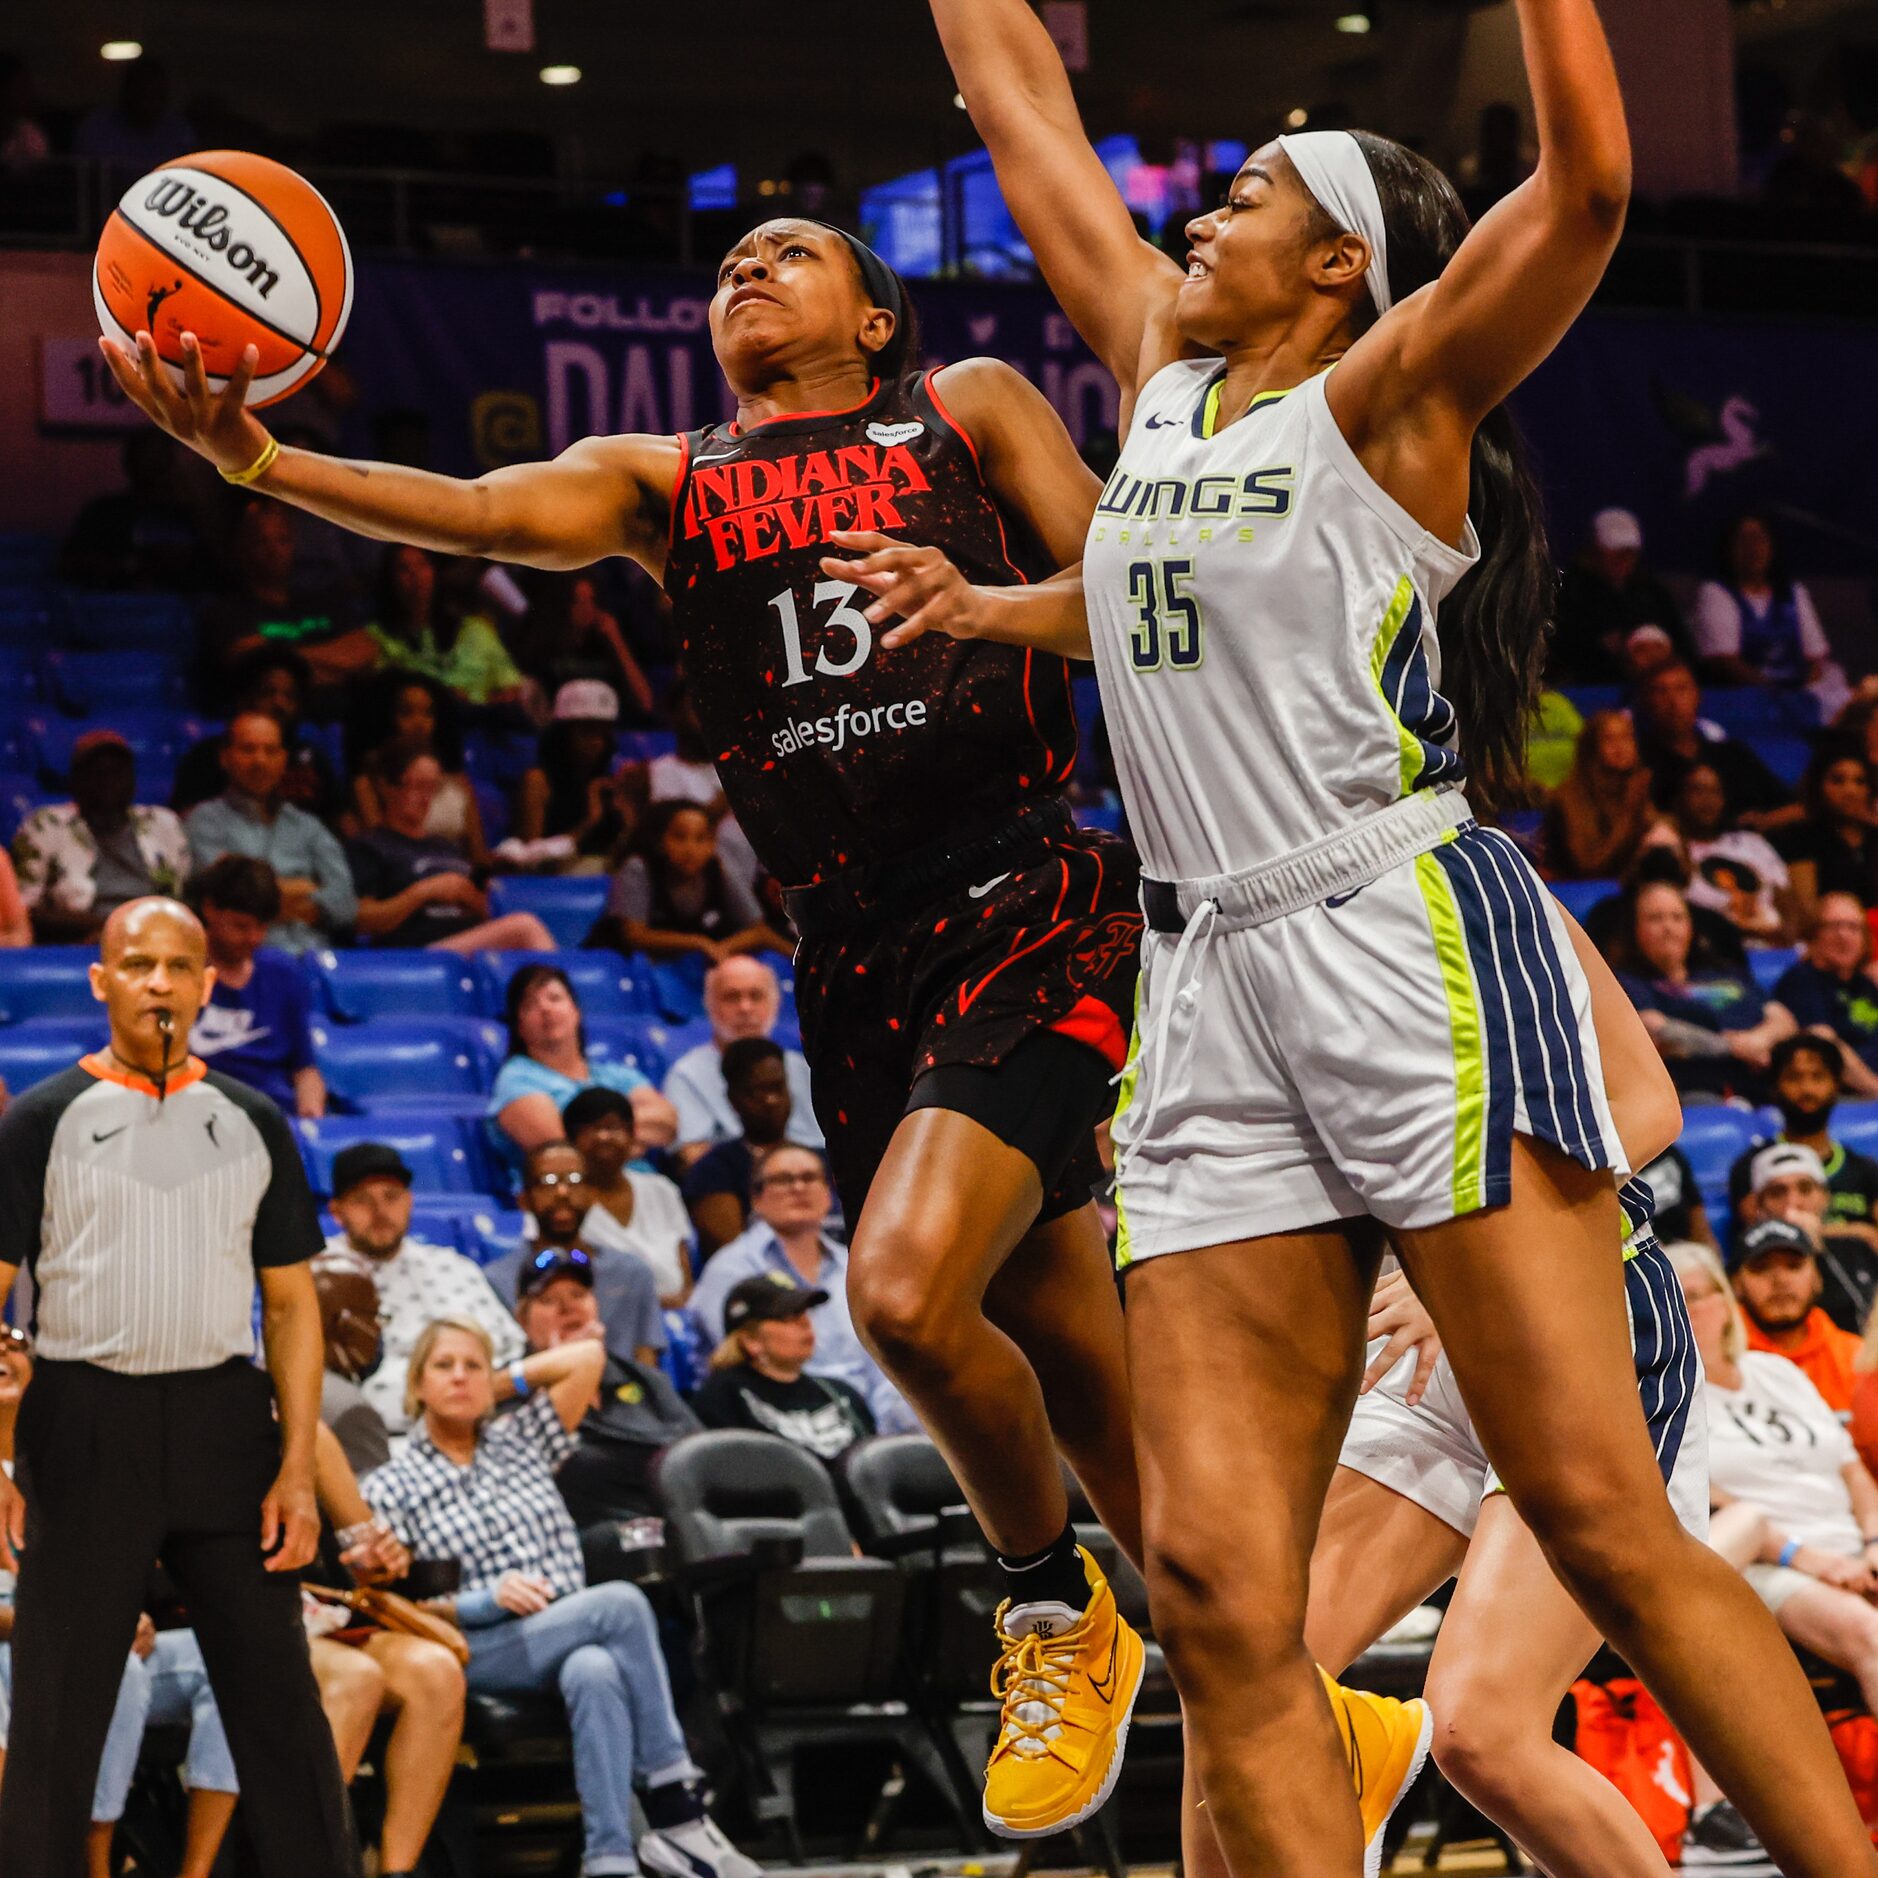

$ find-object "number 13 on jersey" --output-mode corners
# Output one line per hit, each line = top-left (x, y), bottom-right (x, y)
(1126, 558), (1205, 673)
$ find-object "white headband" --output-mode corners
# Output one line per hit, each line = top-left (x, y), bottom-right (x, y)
(1277, 130), (1393, 318)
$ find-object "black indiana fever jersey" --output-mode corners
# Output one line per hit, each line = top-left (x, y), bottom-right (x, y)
(664, 370), (1079, 888)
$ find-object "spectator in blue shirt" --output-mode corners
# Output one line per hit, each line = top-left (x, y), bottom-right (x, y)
(1774, 891), (1878, 1098)
(687, 1144), (911, 1432)
(188, 856), (325, 1117)
(184, 712), (356, 955)
(1613, 880), (1796, 1101)
(487, 965), (677, 1187)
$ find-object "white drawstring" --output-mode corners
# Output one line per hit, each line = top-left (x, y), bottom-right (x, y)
(1112, 898), (1218, 1184)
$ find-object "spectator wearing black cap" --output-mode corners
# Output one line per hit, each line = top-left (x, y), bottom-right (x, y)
(487, 1142), (664, 1367)
(1733, 1141), (1878, 1337)
(310, 1248), (393, 1478)
(12, 729), (191, 942)
(692, 1275), (875, 1467)
(322, 1142), (524, 1437)
(190, 856), (326, 1118)
(1732, 1216), (1863, 1412)
(681, 1039), (801, 1262)
(1773, 893), (1878, 1098)
(1729, 1036), (1878, 1256)
(513, 1251), (700, 1527)
(561, 1089), (694, 1306)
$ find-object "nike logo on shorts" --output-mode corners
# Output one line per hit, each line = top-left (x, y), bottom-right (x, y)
(968, 873), (1011, 898)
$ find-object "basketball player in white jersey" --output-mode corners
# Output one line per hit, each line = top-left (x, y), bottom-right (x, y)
(1309, 946), (1708, 1878)
(815, 0), (1878, 1871)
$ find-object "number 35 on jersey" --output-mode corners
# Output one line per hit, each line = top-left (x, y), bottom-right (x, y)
(1125, 558), (1205, 673)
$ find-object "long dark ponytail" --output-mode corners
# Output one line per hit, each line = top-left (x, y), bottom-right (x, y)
(1345, 133), (1555, 811)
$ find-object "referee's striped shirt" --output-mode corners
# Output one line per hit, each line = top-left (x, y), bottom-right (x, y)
(0, 1055), (321, 1374)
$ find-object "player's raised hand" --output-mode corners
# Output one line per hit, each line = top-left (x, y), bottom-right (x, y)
(821, 530), (992, 649)
(98, 328), (272, 477)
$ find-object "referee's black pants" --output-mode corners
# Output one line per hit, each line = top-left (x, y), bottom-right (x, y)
(0, 1357), (361, 1878)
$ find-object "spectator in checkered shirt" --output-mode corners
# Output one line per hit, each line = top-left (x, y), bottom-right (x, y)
(361, 1319), (761, 1878)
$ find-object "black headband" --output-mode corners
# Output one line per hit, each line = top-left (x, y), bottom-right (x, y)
(811, 223), (905, 338)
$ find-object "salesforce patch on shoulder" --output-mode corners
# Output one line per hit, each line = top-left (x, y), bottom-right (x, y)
(772, 697), (929, 758)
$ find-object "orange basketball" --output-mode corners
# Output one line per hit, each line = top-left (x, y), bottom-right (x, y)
(93, 150), (353, 409)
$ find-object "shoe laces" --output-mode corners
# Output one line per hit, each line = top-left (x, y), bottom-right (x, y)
(990, 1612), (1079, 1761)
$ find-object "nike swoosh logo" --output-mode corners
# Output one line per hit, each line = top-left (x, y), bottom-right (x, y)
(1325, 885), (1369, 910)
(1089, 1628), (1119, 1702)
(968, 873), (1011, 899)
(1144, 414), (1179, 429)
(648, 1836), (718, 1878)
(92, 1126), (127, 1144)
(692, 450), (741, 464)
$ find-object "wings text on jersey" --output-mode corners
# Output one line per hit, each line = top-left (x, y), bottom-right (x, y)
(681, 442), (934, 572)
(1094, 464), (1296, 524)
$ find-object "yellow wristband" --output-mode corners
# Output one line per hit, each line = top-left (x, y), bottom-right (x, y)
(220, 434), (280, 487)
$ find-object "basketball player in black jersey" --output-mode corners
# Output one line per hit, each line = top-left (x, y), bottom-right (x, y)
(103, 224), (1410, 1839)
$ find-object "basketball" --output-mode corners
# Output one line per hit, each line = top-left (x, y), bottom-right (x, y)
(92, 149), (353, 409)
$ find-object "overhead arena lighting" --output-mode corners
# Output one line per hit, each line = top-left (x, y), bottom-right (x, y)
(1336, 13), (1373, 32)
(539, 64), (582, 86)
(100, 41), (143, 61)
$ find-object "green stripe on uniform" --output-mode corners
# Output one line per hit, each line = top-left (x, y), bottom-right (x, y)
(1111, 983), (1145, 1271)
(1367, 575), (1425, 796)
(1414, 849), (1488, 1215)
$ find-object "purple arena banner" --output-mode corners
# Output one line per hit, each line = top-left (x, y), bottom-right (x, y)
(339, 258), (1878, 581)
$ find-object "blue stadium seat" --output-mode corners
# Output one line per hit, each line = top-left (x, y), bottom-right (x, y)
(309, 949), (483, 1024)
(1074, 800), (1124, 835)
(58, 590), (195, 651)
(649, 956), (708, 1022)
(1756, 736), (1815, 790)
(461, 1206), (529, 1267)
(0, 533), (55, 579)
(0, 1019), (106, 1093)
(40, 649), (190, 714)
(1749, 945), (1802, 993)
(461, 728), (539, 790)
(1678, 1108), (1764, 1212)
(29, 711), (209, 793)
(473, 779), (510, 848)
(295, 1114), (482, 1196)
(1836, 1102), (1878, 1161)
(474, 950), (660, 1021)
(486, 875), (609, 948)
(0, 603), (56, 649)
(310, 1019), (491, 1113)
(1698, 687), (1819, 740)
(0, 948), (102, 1024)
(1561, 684), (1626, 719)
(1549, 879), (1620, 924)
(585, 1018), (671, 1085)
(616, 730), (678, 765)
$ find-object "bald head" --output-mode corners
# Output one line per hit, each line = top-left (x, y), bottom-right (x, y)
(91, 897), (214, 1076)
(100, 896), (205, 965)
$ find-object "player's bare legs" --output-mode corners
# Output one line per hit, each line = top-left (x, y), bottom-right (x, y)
(847, 1107), (1082, 1555)
(1125, 1225), (1383, 1875)
(1399, 1138), (1878, 1878)
(982, 1203), (1141, 1557)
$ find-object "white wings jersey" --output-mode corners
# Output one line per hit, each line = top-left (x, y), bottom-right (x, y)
(1082, 359), (1482, 882)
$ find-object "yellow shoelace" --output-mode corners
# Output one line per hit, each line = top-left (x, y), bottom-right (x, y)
(990, 1627), (1078, 1758)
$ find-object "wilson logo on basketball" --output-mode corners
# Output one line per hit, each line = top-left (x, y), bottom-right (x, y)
(140, 178), (283, 297)
(682, 443), (933, 572)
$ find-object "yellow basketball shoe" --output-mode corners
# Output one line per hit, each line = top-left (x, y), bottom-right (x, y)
(1320, 1669), (1434, 1878)
(982, 1547), (1146, 1839)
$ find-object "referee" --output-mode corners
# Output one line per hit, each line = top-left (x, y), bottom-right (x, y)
(0, 897), (359, 1876)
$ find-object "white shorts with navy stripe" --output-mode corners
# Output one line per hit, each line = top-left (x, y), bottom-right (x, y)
(1340, 1223), (1710, 1540)
(1112, 820), (1626, 1262)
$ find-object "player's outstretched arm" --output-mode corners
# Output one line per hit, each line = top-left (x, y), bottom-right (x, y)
(822, 535), (1092, 661)
(927, 0), (1182, 395)
(1334, 0), (1629, 449)
(100, 328), (679, 574)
